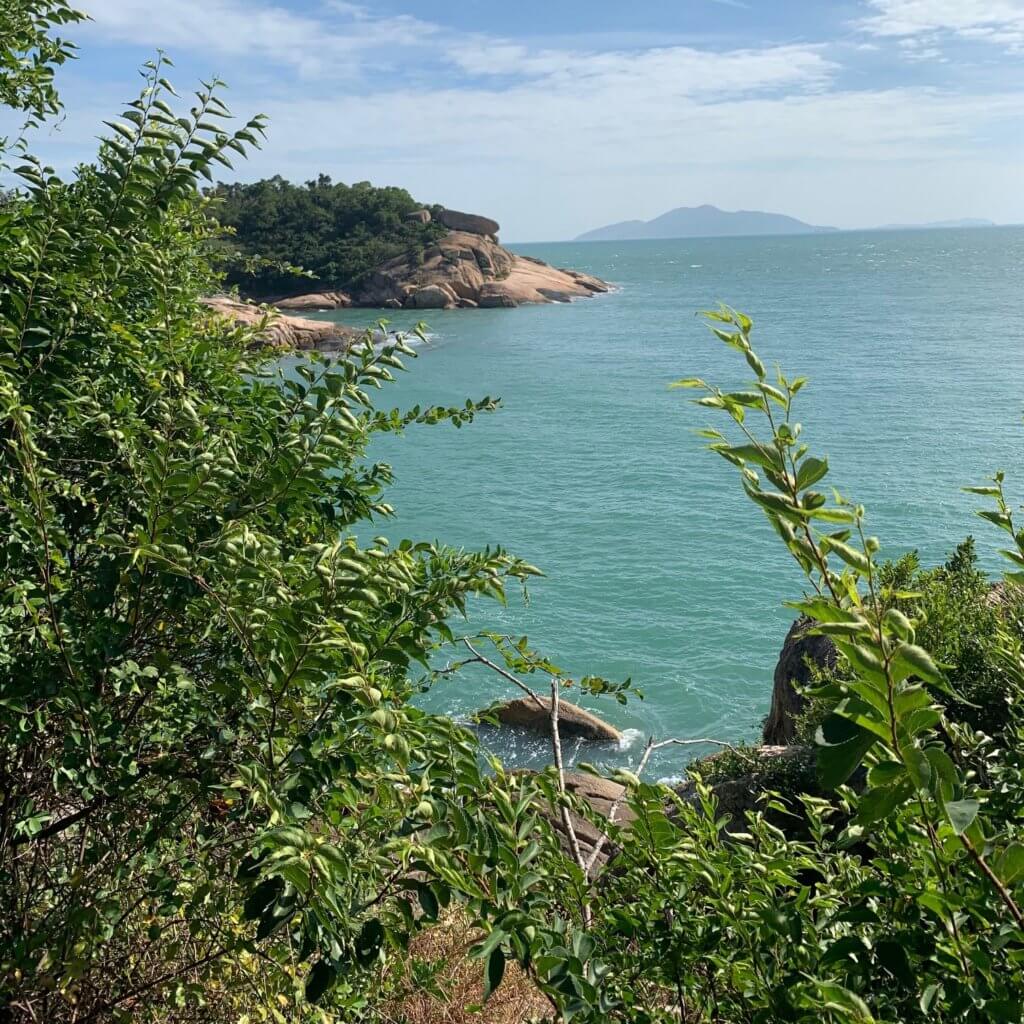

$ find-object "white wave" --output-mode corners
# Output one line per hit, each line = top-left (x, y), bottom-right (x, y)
(617, 727), (644, 752)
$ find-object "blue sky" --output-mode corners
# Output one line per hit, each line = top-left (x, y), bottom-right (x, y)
(13, 0), (1024, 239)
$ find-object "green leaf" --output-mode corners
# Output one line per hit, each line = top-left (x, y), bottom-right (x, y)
(796, 456), (828, 491)
(854, 780), (912, 825)
(995, 842), (1024, 886)
(816, 716), (876, 789)
(483, 946), (505, 1001)
(944, 798), (980, 835)
(304, 960), (335, 1004)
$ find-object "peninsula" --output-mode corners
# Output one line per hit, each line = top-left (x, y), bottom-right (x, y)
(213, 176), (608, 311)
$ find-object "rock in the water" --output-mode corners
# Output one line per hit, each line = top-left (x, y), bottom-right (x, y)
(405, 208), (432, 224)
(351, 230), (608, 310)
(405, 283), (457, 309)
(437, 208), (500, 237)
(200, 296), (360, 351)
(273, 290), (351, 311)
(762, 617), (837, 745)
(486, 696), (622, 742)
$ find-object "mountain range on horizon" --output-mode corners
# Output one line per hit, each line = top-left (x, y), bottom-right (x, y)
(573, 205), (999, 242)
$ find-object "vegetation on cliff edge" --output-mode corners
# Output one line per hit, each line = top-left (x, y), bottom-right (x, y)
(210, 175), (447, 298)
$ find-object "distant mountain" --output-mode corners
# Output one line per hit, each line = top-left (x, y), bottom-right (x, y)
(872, 218), (998, 231)
(575, 204), (836, 242)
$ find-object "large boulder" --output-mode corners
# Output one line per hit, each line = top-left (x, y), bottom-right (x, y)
(530, 771), (636, 873)
(200, 297), (360, 351)
(437, 208), (500, 237)
(405, 283), (457, 309)
(273, 290), (351, 311)
(404, 208), (431, 224)
(762, 617), (837, 745)
(484, 696), (622, 743)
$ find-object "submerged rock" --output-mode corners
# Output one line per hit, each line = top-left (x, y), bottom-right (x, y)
(484, 696), (622, 742)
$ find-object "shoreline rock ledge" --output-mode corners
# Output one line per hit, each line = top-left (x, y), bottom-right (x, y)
(200, 296), (360, 351)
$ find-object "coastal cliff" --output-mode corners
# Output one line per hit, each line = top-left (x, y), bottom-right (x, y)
(352, 226), (608, 310)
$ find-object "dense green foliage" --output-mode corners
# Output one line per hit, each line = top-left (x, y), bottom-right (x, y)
(0, 26), (549, 1023)
(211, 175), (447, 298)
(5, 8), (1024, 1023)
(793, 539), (1024, 744)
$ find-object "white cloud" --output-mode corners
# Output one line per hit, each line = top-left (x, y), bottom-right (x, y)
(861, 1), (1024, 51)
(78, 0), (442, 75)
(16, 0), (1024, 236)
(447, 43), (834, 98)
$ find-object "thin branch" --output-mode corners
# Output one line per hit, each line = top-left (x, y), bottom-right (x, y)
(549, 680), (591, 927)
(462, 638), (546, 711)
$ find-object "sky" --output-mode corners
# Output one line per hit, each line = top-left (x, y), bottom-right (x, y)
(10, 0), (1024, 240)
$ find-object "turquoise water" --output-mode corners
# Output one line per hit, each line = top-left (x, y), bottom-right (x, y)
(313, 228), (1024, 776)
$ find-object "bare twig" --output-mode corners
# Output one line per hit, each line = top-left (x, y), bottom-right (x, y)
(461, 638), (547, 711)
(549, 680), (592, 926)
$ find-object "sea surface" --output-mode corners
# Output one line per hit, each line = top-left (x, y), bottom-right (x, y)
(311, 228), (1024, 777)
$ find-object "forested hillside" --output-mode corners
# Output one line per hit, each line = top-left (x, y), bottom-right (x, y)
(211, 175), (446, 296)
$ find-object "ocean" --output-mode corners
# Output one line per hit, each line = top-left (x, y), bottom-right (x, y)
(310, 227), (1024, 777)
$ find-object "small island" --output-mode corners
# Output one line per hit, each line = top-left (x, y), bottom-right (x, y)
(212, 176), (609, 312)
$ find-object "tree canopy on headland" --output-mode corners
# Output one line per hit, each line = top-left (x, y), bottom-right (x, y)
(211, 174), (446, 297)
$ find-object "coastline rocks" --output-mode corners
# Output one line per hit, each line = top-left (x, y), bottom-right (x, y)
(273, 290), (351, 311)
(529, 771), (635, 872)
(352, 231), (609, 310)
(200, 296), (360, 351)
(405, 283), (459, 309)
(437, 208), (500, 237)
(762, 617), (837, 745)
(674, 745), (817, 832)
(484, 696), (622, 743)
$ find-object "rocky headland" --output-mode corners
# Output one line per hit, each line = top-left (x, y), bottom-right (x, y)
(267, 208), (609, 312)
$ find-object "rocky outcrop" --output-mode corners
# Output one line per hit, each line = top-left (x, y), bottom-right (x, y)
(273, 291), (351, 311)
(436, 208), (500, 237)
(353, 231), (609, 310)
(483, 695), (622, 743)
(674, 745), (818, 834)
(200, 297), (360, 351)
(405, 283), (459, 309)
(762, 617), (837, 745)
(404, 209), (432, 225)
